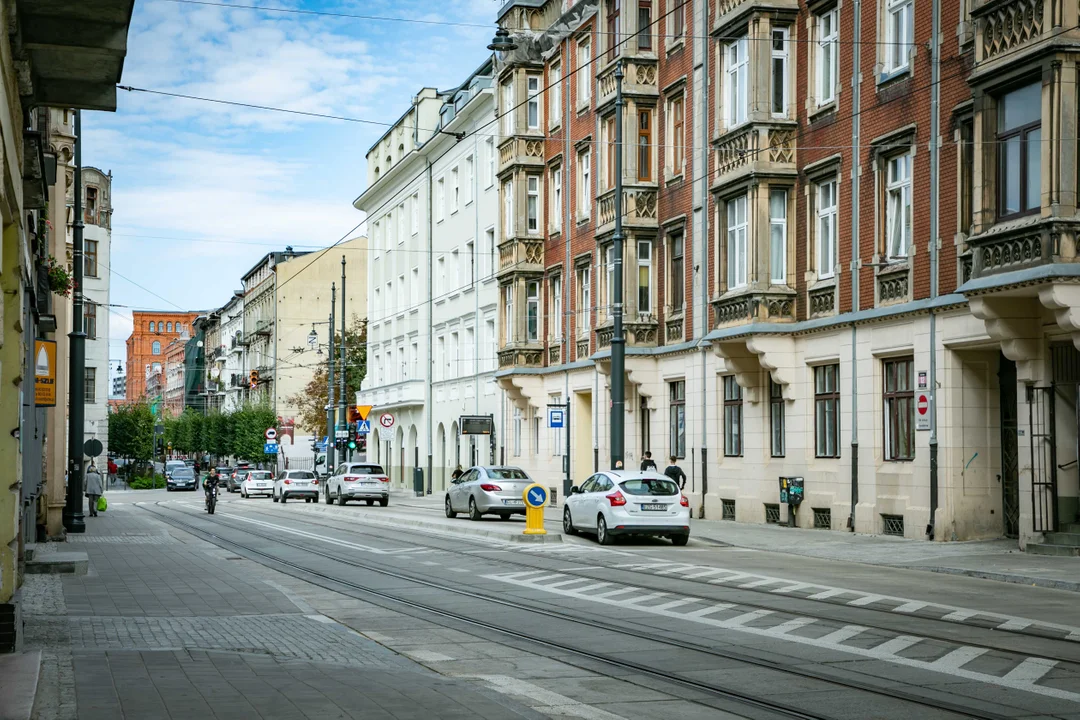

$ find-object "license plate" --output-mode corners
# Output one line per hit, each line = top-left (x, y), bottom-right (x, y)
(361, 482), (376, 487)
(641, 503), (667, 511)
(502, 499), (523, 506)
(294, 482), (309, 487)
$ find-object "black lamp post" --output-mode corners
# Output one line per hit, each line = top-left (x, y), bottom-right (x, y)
(63, 110), (86, 534)
(610, 62), (626, 471)
(487, 27), (518, 54)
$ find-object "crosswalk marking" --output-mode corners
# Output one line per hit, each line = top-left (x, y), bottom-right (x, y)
(816, 625), (868, 645)
(1003, 657), (1057, 684)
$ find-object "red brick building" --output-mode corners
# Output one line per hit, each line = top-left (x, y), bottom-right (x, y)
(125, 311), (199, 402)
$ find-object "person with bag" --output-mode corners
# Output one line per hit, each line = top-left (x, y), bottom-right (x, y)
(85, 463), (104, 517)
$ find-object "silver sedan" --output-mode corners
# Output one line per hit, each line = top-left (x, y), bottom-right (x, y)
(445, 466), (534, 521)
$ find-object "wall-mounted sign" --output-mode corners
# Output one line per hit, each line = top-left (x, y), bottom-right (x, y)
(34, 340), (56, 407)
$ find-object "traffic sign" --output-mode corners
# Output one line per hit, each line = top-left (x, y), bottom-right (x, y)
(265, 427), (277, 440)
(83, 438), (103, 457)
(522, 483), (549, 536)
(917, 394), (928, 415)
(379, 413), (395, 429)
(548, 408), (565, 429)
(916, 393), (931, 431)
(523, 483), (549, 509)
(357, 419), (372, 435)
(335, 429), (349, 439)
(315, 437), (328, 450)
(356, 405), (372, 421)
(264, 443), (279, 454)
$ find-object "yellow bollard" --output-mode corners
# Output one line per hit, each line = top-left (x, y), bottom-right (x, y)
(522, 483), (549, 535)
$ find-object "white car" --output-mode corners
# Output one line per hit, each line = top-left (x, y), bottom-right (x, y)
(240, 470), (274, 498)
(563, 471), (690, 546)
(326, 462), (389, 506)
(273, 470), (319, 504)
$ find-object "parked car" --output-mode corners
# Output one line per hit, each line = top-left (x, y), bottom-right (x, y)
(444, 466), (533, 521)
(240, 470), (274, 498)
(326, 463), (389, 506)
(166, 466), (198, 492)
(273, 470), (319, 504)
(227, 465), (252, 493)
(563, 471), (690, 546)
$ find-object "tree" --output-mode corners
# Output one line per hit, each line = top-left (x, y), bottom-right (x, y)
(108, 402), (155, 473)
(229, 404), (277, 462)
(290, 365), (329, 438)
(288, 315), (367, 437)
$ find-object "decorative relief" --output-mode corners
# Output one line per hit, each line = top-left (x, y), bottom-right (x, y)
(961, 253), (973, 285)
(498, 349), (516, 368)
(635, 64), (657, 86)
(765, 298), (794, 320)
(549, 345), (561, 365)
(525, 140), (544, 158)
(499, 347), (543, 368)
(715, 128), (752, 177)
(666, 318), (684, 342)
(632, 326), (657, 344)
(597, 327), (614, 348)
(714, 297), (750, 325)
(524, 241), (544, 265)
(633, 190), (657, 219)
(982, 0), (1043, 59)
(767, 128), (795, 164)
(577, 339), (590, 359)
(979, 234), (1043, 272)
(809, 287), (835, 317)
(599, 67), (617, 98)
(877, 271), (909, 304)
(716, 0), (750, 16)
(499, 243), (514, 268)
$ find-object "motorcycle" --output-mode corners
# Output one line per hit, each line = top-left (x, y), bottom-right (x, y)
(205, 483), (217, 514)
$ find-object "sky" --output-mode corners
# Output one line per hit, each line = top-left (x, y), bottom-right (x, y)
(88, 0), (498, 381)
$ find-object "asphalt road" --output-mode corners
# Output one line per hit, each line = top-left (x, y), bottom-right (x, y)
(131, 489), (1080, 720)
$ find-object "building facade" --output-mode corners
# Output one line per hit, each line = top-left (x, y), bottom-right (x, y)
(111, 373), (126, 400)
(125, 311), (199, 404)
(491, 0), (1080, 549)
(79, 167), (112, 462)
(357, 59), (500, 491)
(218, 291), (246, 413)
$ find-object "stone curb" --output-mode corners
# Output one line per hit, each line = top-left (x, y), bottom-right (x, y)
(24, 553), (88, 576)
(901, 565), (1080, 594)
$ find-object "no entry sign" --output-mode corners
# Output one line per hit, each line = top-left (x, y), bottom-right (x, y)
(916, 393), (931, 431)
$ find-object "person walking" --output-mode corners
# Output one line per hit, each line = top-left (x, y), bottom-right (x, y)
(107, 458), (118, 487)
(640, 451), (657, 472)
(664, 456), (687, 490)
(450, 465), (464, 482)
(85, 463), (104, 517)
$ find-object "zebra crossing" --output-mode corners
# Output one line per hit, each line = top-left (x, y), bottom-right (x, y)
(610, 561), (1080, 643)
(485, 569), (1080, 702)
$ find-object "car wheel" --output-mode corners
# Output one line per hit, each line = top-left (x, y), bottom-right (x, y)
(324, 487), (333, 504)
(280, 494), (287, 504)
(597, 515), (614, 545)
(468, 497), (482, 521)
(444, 496), (457, 518)
(563, 508), (577, 535)
(241, 490), (247, 499)
(272, 493), (278, 502)
(337, 492), (347, 506)
(379, 497), (389, 507)
(671, 534), (689, 547)
(366, 499), (374, 506)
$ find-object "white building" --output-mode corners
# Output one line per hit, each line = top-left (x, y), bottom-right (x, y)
(110, 373), (125, 399)
(217, 291), (246, 413)
(356, 58), (500, 491)
(78, 166), (112, 462)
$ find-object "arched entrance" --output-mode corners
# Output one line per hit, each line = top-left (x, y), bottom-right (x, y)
(436, 423), (446, 492)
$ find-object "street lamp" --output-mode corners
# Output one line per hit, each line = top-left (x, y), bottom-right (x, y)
(487, 27), (517, 54)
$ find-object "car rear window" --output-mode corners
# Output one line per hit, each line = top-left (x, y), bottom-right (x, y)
(216, 468), (231, 474)
(289, 471), (315, 479)
(488, 468), (529, 480)
(171, 469), (194, 478)
(249, 472), (272, 479)
(348, 465), (383, 475)
(619, 478), (680, 496)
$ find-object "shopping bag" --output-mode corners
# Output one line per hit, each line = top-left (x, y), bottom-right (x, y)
(97, 496), (107, 512)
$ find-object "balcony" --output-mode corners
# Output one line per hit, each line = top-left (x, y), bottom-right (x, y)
(252, 319), (273, 337)
(596, 184), (658, 237)
(876, 267), (911, 306)
(712, 122), (797, 190)
(498, 136), (545, 175)
(597, 58), (658, 110)
(496, 238), (545, 279)
(548, 344), (561, 366)
(361, 379), (425, 409)
(712, 291), (797, 328)
(808, 285), (836, 318)
(665, 309), (685, 343)
(498, 344), (544, 369)
(594, 316), (659, 349)
(966, 218), (1071, 279)
(971, 0), (1062, 70)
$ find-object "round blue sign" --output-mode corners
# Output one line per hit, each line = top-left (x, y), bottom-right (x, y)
(523, 483), (549, 508)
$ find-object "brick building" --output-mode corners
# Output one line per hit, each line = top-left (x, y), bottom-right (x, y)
(492, 0), (1080, 549)
(125, 311), (200, 403)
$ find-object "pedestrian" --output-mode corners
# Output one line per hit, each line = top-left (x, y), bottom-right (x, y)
(640, 451), (657, 472)
(451, 465), (463, 481)
(664, 455), (687, 490)
(85, 463), (104, 517)
(107, 458), (118, 487)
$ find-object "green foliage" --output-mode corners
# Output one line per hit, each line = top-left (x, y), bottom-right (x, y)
(129, 475), (165, 490)
(107, 402), (155, 463)
(288, 315), (367, 436)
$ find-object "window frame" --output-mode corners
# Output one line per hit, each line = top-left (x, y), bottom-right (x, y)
(552, 275), (563, 340)
(814, 364), (841, 458)
(85, 239), (99, 278)
(578, 38), (592, 107)
(579, 265), (592, 334)
(503, 179), (514, 237)
(726, 194), (748, 289)
(604, 114), (617, 190)
(526, 280), (540, 342)
(996, 83), (1042, 220)
(816, 179), (838, 279)
(526, 74), (541, 130)
(84, 301), (97, 340)
(637, 0), (652, 51)
(637, 109), (652, 181)
(816, 8), (839, 106)
(671, 0), (685, 40)
(885, 152), (912, 259)
(152, 340), (161, 355)
(526, 175), (540, 233)
(501, 77), (515, 135)
(607, 0), (621, 62)
(552, 165), (563, 232)
(769, 377), (785, 457)
(883, 357), (915, 461)
(637, 239), (652, 316)
(669, 379), (686, 459)
(549, 61), (562, 130)
(884, 0), (913, 75)
(504, 284), (514, 344)
(670, 94), (685, 176)
(723, 375), (743, 457)
(578, 149), (592, 219)
(771, 27), (790, 117)
(85, 367), (96, 404)
(726, 36), (749, 128)
(669, 231), (684, 313)
(769, 188), (788, 284)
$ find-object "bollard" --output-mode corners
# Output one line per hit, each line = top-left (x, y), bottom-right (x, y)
(522, 483), (549, 536)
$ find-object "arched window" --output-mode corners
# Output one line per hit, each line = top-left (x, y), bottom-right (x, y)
(151, 341), (161, 355)
(177, 323), (183, 333)
(167, 322), (173, 332)
(149, 321), (155, 332)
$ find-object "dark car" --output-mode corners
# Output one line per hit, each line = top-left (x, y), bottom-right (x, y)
(166, 467), (198, 492)
(227, 466), (252, 493)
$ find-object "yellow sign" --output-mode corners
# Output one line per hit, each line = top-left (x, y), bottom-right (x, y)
(356, 405), (373, 421)
(522, 483), (549, 536)
(34, 339), (57, 407)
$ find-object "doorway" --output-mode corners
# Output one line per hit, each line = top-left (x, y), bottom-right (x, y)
(998, 354), (1019, 538)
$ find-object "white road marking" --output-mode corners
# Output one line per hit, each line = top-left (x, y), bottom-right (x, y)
(404, 650), (455, 662)
(468, 675), (628, 720)
(998, 618), (1032, 631)
(619, 592), (669, 606)
(685, 603), (735, 618)
(771, 582), (812, 594)
(1003, 657), (1057, 684)
(592, 586), (642, 599)
(724, 609), (775, 626)
(652, 598), (699, 612)
(362, 631), (395, 643)
(873, 636), (920, 655)
(932, 646), (987, 670)
(739, 578), (781, 589)
(942, 610), (976, 622)
(893, 601), (928, 613)
(573, 583), (615, 594)
(815, 625), (868, 645)
(763, 617), (816, 636)
(847, 594), (885, 607)
(807, 588), (848, 600)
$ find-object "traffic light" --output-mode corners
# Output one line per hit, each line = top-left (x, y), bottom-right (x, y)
(347, 438), (357, 451)
(249, 370), (259, 389)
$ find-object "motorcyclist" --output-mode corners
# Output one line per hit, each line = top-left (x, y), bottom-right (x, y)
(204, 468), (221, 509)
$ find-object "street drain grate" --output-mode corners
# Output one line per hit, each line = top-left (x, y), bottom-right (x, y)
(721, 499), (736, 520)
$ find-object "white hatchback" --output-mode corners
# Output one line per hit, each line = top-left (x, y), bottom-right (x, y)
(273, 470), (319, 504)
(240, 470), (274, 498)
(563, 471), (690, 546)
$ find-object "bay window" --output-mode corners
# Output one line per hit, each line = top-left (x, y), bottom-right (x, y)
(771, 28), (789, 117)
(638, 110), (652, 181)
(886, 153), (912, 259)
(726, 37), (748, 127)
(726, 195), (748, 289)
(527, 175), (539, 233)
(997, 82), (1042, 218)
(527, 75), (541, 129)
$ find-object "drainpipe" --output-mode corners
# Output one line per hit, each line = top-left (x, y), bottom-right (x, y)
(849, 0), (863, 532)
(564, 54), (572, 497)
(426, 159), (434, 494)
(696, 0), (711, 516)
(927, 0), (942, 540)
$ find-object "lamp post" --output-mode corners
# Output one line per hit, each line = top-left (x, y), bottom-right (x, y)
(63, 110), (86, 534)
(610, 62), (626, 471)
(327, 285), (336, 475)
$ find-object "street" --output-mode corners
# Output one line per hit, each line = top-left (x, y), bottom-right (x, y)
(20, 488), (1080, 720)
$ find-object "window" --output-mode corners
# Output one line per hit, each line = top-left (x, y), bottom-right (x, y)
(372, 221), (380, 254)
(526, 281), (540, 342)
(578, 149), (591, 218)
(527, 75), (541, 129)
(884, 0), (913, 74)
(504, 285), (514, 343)
(723, 376), (743, 457)
(397, 274), (405, 311)
(411, 267), (419, 306)
(85, 239), (99, 277)
(814, 364), (840, 458)
(152, 341), (161, 355)
(84, 302), (97, 339)
(85, 187), (98, 223)
(886, 153), (912, 259)
(85, 367), (96, 403)
(485, 318), (497, 370)
(817, 180), (838, 278)
(550, 61), (562, 129)
(486, 138), (496, 187)
(437, 178), (445, 221)
(149, 321), (155, 332)
(579, 265), (591, 333)
(669, 380), (685, 458)
(436, 336), (445, 381)
(465, 156), (474, 204)
(771, 28), (789, 116)
(388, 210), (397, 247)
(533, 415), (541, 454)
(998, 82), (1041, 218)
(637, 240), (652, 316)
(669, 232), (684, 312)
(604, 115), (617, 189)
(167, 322), (173, 332)
(411, 341), (419, 379)
(770, 378), (785, 457)
(527, 175), (540, 232)
(466, 242), (475, 286)
(436, 256), (446, 296)
(450, 331), (460, 379)
(604, 244), (615, 312)
(451, 167), (459, 213)
(578, 38), (591, 106)
(726, 195), (748, 289)
(670, 95), (685, 176)
(484, 228), (496, 278)
(374, 287), (381, 316)
(637, 110), (652, 181)
(770, 189), (787, 283)
(884, 357), (915, 461)
(411, 194), (420, 234)
(176, 323), (182, 334)
(552, 166), (563, 232)
(552, 276), (563, 339)
(513, 407), (523, 456)
(959, 118), (974, 236)
(816, 9), (839, 105)
(726, 37), (748, 127)
(451, 249), (460, 290)
(397, 344), (405, 381)
(386, 280), (394, 313)
(501, 78), (514, 135)
(503, 180), (514, 237)
(637, 0), (652, 50)
(607, 0), (620, 61)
